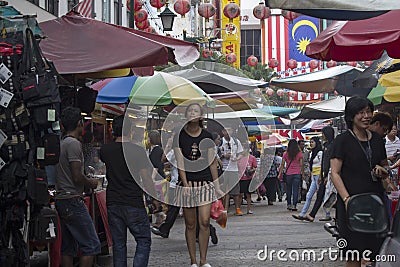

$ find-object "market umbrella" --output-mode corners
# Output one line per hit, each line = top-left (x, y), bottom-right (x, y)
(169, 68), (268, 93)
(270, 66), (368, 96)
(94, 72), (214, 107)
(39, 12), (199, 76)
(306, 11), (400, 61)
(367, 68), (400, 105)
(289, 96), (347, 120)
(266, 0), (398, 20)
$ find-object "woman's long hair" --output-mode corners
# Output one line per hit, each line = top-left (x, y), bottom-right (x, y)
(309, 136), (322, 171)
(322, 126), (335, 144)
(287, 139), (300, 160)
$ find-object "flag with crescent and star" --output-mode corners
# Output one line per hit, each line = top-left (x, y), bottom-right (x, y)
(289, 16), (319, 62)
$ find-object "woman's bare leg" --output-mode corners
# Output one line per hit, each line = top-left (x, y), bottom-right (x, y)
(184, 207), (197, 265)
(198, 203), (212, 266)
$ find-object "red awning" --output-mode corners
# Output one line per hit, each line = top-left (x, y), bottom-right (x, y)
(39, 12), (199, 75)
(306, 10), (400, 61)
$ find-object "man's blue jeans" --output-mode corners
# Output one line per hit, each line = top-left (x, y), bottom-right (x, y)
(107, 205), (151, 267)
(286, 174), (301, 207)
(300, 174), (319, 216)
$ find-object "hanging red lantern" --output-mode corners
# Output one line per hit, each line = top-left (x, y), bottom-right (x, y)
(364, 61), (373, 67)
(202, 48), (212, 58)
(127, 0), (142, 12)
(287, 59), (297, 69)
(135, 19), (149, 30)
(134, 9), (148, 22)
(309, 59), (319, 70)
(326, 60), (337, 68)
(281, 10), (299, 23)
(226, 53), (237, 64)
(150, 0), (166, 12)
(223, 2), (240, 23)
(145, 26), (157, 34)
(247, 55), (258, 67)
(174, 0), (191, 18)
(289, 90), (297, 97)
(198, 2), (216, 22)
(268, 58), (279, 68)
(276, 89), (284, 97)
(347, 61), (357, 67)
(266, 88), (274, 96)
(253, 2), (271, 23)
(301, 92), (308, 98)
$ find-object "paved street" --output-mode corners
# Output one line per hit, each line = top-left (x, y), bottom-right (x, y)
(102, 198), (342, 267)
(31, 197), (344, 267)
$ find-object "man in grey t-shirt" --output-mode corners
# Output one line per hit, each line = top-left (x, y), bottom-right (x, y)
(55, 107), (100, 267)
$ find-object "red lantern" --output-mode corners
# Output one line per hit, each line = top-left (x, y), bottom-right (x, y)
(289, 90), (297, 97)
(134, 9), (148, 22)
(202, 48), (212, 59)
(326, 60), (337, 68)
(174, 0), (191, 18)
(266, 88), (274, 96)
(254, 88), (262, 95)
(150, 0), (166, 12)
(127, 0), (142, 12)
(247, 55), (258, 67)
(287, 59), (297, 70)
(253, 2), (271, 22)
(268, 58), (279, 68)
(135, 19), (149, 30)
(301, 92), (308, 98)
(198, 2), (216, 22)
(145, 26), (157, 34)
(223, 3), (240, 23)
(226, 53), (237, 64)
(276, 89), (284, 97)
(309, 59), (319, 70)
(364, 61), (373, 67)
(282, 10), (299, 23)
(347, 61), (357, 67)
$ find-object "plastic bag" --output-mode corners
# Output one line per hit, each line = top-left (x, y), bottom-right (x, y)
(216, 211), (227, 228)
(210, 199), (224, 220)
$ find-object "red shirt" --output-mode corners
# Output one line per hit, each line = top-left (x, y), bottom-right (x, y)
(238, 155), (257, 181)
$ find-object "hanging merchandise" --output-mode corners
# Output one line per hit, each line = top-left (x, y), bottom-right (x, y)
(226, 53), (237, 64)
(247, 55), (258, 67)
(268, 58), (279, 68)
(126, 0), (142, 11)
(136, 19), (150, 30)
(0, 9), (61, 266)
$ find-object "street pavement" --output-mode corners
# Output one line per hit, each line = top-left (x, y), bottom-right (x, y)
(31, 197), (345, 267)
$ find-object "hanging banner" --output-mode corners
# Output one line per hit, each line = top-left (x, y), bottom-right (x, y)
(221, 0), (241, 69)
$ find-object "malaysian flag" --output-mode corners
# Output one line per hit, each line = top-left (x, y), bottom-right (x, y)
(263, 14), (322, 102)
(76, 0), (93, 18)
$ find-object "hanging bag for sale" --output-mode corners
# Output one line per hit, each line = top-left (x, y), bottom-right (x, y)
(27, 167), (49, 206)
(19, 28), (60, 129)
(29, 207), (58, 244)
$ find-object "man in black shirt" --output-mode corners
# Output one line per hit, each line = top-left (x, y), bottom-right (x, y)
(100, 115), (158, 267)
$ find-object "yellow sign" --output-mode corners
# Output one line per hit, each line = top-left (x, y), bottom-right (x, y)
(221, 0), (240, 69)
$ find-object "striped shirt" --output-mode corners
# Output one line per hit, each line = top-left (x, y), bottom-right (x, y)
(385, 136), (400, 158)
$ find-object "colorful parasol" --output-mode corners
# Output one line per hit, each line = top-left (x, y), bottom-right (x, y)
(93, 72), (214, 107)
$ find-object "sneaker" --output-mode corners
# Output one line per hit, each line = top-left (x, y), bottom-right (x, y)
(210, 225), (218, 245)
(235, 208), (243, 216)
(191, 264), (198, 267)
(291, 207), (298, 211)
(247, 210), (253, 214)
(201, 264), (211, 267)
(256, 197), (261, 202)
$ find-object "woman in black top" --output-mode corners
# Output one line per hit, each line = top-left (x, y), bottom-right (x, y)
(331, 96), (390, 267)
(148, 130), (166, 179)
(174, 103), (223, 267)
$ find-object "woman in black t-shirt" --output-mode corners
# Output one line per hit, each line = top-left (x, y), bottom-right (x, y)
(331, 96), (391, 266)
(174, 103), (223, 267)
